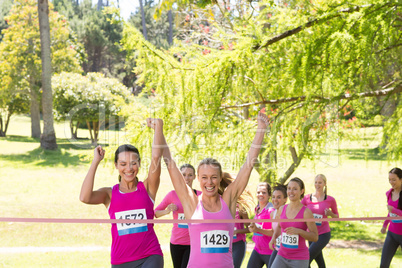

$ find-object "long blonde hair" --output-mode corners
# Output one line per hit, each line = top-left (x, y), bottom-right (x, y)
(221, 172), (254, 215)
(315, 174), (327, 195)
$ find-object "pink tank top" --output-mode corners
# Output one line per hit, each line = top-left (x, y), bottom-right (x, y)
(155, 190), (201, 245)
(301, 194), (339, 235)
(278, 204), (309, 260)
(233, 208), (246, 243)
(384, 189), (402, 235)
(108, 182), (162, 265)
(252, 204), (274, 255)
(271, 209), (281, 250)
(187, 195), (235, 268)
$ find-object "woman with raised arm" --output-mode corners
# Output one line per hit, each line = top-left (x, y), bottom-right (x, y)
(154, 164), (201, 268)
(162, 111), (269, 268)
(79, 118), (164, 268)
(380, 167), (402, 268)
(247, 182), (274, 268)
(219, 172), (254, 268)
(267, 184), (288, 268)
(269, 177), (318, 268)
(301, 174), (339, 268)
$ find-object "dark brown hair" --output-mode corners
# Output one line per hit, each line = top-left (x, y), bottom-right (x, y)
(114, 144), (140, 183)
(288, 177), (305, 199)
(390, 168), (402, 209)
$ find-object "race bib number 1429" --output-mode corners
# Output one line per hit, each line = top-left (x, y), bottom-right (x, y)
(200, 230), (230, 253)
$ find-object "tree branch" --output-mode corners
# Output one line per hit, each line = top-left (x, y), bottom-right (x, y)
(253, 3), (394, 51)
(221, 82), (402, 109)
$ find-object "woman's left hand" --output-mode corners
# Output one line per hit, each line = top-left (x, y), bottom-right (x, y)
(284, 227), (301, 235)
(387, 205), (394, 213)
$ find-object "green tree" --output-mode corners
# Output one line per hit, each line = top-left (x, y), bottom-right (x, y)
(0, 0), (82, 138)
(38, 0), (57, 150)
(52, 72), (133, 145)
(122, 0), (402, 184)
(53, 0), (136, 87)
(128, 0), (176, 50)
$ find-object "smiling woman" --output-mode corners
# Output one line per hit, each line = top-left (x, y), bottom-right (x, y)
(79, 118), (165, 268)
(162, 111), (270, 268)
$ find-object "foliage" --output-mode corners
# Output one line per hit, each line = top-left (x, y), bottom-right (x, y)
(0, 0), (13, 42)
(53, 0), (138, 88)
(121, 0), (402, 183)
(0, 0), (82, 137)
(128, 0), (176, 50)
(52, 72), (133, 144)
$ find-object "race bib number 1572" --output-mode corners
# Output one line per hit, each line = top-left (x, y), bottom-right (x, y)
(115, 209), (148, 236)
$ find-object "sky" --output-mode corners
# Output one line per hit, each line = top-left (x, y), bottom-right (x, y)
(92, 0), (140, 20)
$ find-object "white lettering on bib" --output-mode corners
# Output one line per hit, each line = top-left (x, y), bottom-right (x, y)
(313, 213), (323, 226)
(200, 230), (230, 253)
(390, 213), (402, 223)
(115, 209), (148, 236)
(254, 223), (263, 237)
(178, 213), (188, 229)
(281, 232), (299, 249)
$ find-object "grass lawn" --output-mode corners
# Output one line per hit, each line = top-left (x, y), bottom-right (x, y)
(0, 115), (402, 267)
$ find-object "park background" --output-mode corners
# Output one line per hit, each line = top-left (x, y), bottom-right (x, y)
(1, 0), (402, 267)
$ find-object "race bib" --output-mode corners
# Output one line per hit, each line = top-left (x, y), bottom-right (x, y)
(254, 223), (263, 237)
(115, 209), (148, 236)
(313, 213), (323, 226)
(178, 213), (188, 229)
(276, 235), (281, 248)
(200, 230), (230, 253)
(390, 213), (402, 223)
(281, 232), (299, 249)
(233, 227), (237, 239)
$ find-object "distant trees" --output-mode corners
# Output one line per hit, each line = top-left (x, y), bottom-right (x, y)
(0, 0), (82, 139)
(52, 72), (132, 145)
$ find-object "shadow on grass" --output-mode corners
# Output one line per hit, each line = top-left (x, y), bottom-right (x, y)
(0, 147), (88, 167)
(340, 147), (387, 161)
(331, 221), (384, 241)
(0, 135), (106, 167)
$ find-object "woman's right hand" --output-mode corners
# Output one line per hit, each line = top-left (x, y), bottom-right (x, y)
(93, 145), (105, 163)
(381, 227), (386, 234)
(269, 239), (275, 250)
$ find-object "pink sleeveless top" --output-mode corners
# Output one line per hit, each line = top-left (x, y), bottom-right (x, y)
(278, 204), (309, 260)
(187, 195), (235, 268)
(301, 194), (339, 235)
(383, 189), (402, 235)
(108, 182), (162, 265)
(271, 209), (281, 250)
(155, 190), (201, 245)
(233, 208), (246, 243)
(252, 204), (274, 255)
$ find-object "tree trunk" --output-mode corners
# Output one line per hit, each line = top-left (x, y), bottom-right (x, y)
(168, 10), (173, 45)
(97, 0), (102, 11)
(86, 120), (94, 144)
(30, 87), (41, 139)
(38, 0), (57, 150)
(139, 0), (147, 40)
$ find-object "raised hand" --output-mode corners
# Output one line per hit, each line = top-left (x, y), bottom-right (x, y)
(146, 118), (163, 130)
(257, 109), (270, 130)
(93, 145), (105, 163)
